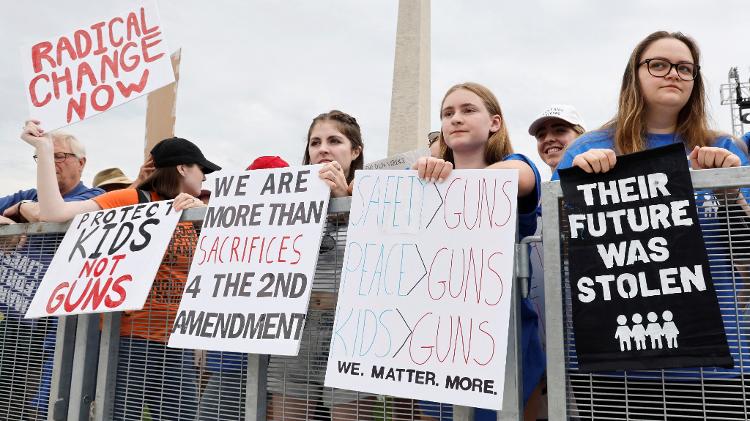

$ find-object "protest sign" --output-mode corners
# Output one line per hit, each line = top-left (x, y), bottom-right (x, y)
(558, 143), (733, 371)
(324, 169), (518, 410)
(22, 0), (174, 130)
(168, 166), (330, 356)
(0, 250), (46, 322)
(363, 148), (430, 170)
(25, 200), (180, 318)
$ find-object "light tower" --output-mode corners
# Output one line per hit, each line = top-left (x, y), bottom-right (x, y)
(720, 67), (750, 137)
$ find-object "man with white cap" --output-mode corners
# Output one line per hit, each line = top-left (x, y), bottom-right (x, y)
(526, 105), (586, 419)
(528, 104), (586, 171)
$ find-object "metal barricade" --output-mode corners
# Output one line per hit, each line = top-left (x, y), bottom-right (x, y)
(0, 197), (529, 421)
(0, 222), (76, 421)
(543, 166), (750, 421)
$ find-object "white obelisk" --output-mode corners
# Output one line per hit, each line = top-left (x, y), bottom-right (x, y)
(387, 0), (431, 155)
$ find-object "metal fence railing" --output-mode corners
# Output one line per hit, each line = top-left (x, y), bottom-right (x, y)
(542, 166), (750, 421)
(0, 197), (528, 421)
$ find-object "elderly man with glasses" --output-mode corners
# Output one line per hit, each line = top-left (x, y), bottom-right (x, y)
(0, 129), (103, 224)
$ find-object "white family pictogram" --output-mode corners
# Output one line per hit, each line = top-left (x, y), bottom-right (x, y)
(615, 310), (679, 352)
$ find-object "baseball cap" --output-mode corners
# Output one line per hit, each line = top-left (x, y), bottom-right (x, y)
(528, 104), (585, 136)
(150, 137), (221, 174)
(247, 156), (289, 170)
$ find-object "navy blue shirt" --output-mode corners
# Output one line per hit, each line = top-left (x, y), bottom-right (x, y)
(0, 182), (104, 214)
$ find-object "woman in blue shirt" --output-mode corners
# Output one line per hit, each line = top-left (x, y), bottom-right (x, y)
(554, 31), (749, 419)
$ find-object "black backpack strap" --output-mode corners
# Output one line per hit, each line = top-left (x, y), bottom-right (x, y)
(136, 189), (151, 204)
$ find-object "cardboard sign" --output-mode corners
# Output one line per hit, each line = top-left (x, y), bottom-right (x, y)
(22, 0), (174, 130)
(25, 200), (181, 318)
(558, 144), (733, 371)
(363, 148), (430, 171)
(168, 166), (330, 356)
(324, 169), (518, 410)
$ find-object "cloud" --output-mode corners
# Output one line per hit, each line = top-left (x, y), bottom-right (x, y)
(1, 0), (748, 192)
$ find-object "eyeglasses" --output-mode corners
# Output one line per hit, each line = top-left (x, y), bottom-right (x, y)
(639, 58), (700, 81)
(33, 152), (77, 163)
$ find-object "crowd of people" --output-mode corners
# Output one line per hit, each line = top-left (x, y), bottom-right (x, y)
(2, 30), (750, 420)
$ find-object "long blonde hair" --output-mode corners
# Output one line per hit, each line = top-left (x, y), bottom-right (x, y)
(606, 31), (719, 154)
(438, 82), (513, 165)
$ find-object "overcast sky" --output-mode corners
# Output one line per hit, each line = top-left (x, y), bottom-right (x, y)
(1, 0), (748, 193)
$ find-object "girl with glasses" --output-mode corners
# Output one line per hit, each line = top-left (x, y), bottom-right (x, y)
(552, 31), (745, 176)
(552, 31), (750, 419)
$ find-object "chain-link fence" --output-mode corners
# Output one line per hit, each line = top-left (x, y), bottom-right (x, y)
(543, 167), (750, 421)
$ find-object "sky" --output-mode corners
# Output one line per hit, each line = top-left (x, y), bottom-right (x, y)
(1, 0), (748, 192)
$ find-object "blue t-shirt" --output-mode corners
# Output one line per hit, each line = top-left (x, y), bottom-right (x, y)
(743, 132), (750, 150)
(0, 182), (104, 214)
(551, 130), (750, 379)
(504, 153), (541, 239)
(551, 130), (747, 180)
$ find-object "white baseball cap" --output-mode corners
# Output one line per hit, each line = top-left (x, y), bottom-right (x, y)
(528, 104), (585, 136)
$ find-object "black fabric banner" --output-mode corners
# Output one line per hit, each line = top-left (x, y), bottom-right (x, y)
(558, 143), (733, 372)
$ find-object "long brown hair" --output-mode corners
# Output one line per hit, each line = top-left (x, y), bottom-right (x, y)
(606, 31), (719, 154)
(304, 110), (364, 183)
(438, 82), (513, 166)
(137, 167), (183, 199)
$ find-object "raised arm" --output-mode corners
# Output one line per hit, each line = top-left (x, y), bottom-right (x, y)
(20, 121), (101, 222)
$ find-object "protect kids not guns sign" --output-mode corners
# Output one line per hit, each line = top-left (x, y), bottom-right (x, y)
(25, 200), (181, 318)
(324, 169), (518, 410)
(22, 0), (174, 130)
(168, 166), (330, 356)
(558, 143), (733, 372)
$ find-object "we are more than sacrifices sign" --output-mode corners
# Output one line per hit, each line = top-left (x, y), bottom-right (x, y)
(168, 166), (330, 356)
(22, 0), (174, 130)
(25, 200), (181, 318)
(559, 143), (732, 372)
(325, 169), (518, 410)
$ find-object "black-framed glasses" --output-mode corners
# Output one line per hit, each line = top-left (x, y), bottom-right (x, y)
(640, 58), (700, 81)
(33, 152), (77, 163)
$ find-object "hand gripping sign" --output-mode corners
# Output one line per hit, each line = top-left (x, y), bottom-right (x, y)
(21, 0), (174, 130)
(25, 200), (181, 318)
(558, 143), (732, 372)
(324, 169), (519, 411)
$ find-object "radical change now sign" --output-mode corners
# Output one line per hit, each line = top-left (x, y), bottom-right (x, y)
(25, 200), (181, 318)
(559, 143), (733, 371)
(22, 0), (174, 130)
(168, 166), (330, 356)
(324, 169), (518, 411)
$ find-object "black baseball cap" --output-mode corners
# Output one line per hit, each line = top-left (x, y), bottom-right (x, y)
(150, 137), (221, 174)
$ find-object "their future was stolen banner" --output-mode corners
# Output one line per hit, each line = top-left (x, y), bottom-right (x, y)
(22, 0), (174, 130)
(168, 166), (330, 356)
(25, 200), (181, 318)
(558, 143), (733, 372)
(324, 169), (518, 411)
